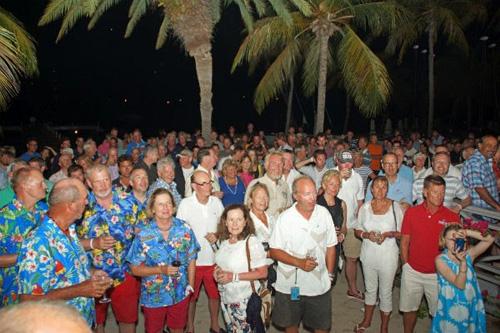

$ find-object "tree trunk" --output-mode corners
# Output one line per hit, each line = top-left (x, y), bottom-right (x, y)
(285, 76), (294, 132)
(314, 32), (329, 134)
(193, 50), (213, 142)
(343, 94), (351, 133)
(427, 20), (435, 137)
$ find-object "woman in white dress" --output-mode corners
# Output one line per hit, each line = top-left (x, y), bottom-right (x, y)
(214, 204), (268, 332)
(354, 176), (403, 333)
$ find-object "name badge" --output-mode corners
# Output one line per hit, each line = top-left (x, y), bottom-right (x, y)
(290, 286), (300, 301)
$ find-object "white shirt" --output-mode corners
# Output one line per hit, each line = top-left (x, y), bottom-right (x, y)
(250, 211), (275, 266)
(177, 194), (224, 266)
(269, 203), (337, 296)
(282, 168), (301, 194)
(215, 236), (267, 304)
(245, 174), (292, 220)
(185, 165), (220, 197)
(357, 201), (403, 267)
(336, 169), (364, 229)
(422, 164), (462, 180)
(49, 169), (67, 183)
(299, 165), (329, 190)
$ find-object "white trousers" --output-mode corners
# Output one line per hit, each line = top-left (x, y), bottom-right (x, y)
(361, 259), (398, 312)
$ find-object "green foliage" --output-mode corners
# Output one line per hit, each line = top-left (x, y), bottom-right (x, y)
(0, 7), (38, 111)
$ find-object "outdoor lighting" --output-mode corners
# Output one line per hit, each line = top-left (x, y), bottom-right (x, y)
(488, 43), (496, 48)
(166, 100), (171, 104)
(74, 130), (78, 134)
(413, 44), (419, 50)
(178, 98), (183, 102)
(480, 36), (489, 41)
(421, 49), (428, 54)
(124, 98), (128, 103)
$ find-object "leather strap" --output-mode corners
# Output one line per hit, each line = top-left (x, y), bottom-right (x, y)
(245, 237), (257, 293)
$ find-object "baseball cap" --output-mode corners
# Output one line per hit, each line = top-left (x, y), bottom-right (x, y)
(176, 149), (193, 158)
(336, 149), (353, 163)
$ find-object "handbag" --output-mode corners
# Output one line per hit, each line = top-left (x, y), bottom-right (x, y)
(245, 237), (272, 331)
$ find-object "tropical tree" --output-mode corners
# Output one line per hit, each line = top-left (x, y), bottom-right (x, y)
(385, 0), (487, 136)
(39, 0), (310, 140)
(0, 7), (37, 111)
(233, 0), (406, 134)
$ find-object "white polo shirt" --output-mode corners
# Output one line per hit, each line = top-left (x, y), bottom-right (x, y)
(269, 203), (337, 296)
(177, 194), (224, 266)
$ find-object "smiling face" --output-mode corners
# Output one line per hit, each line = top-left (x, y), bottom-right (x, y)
(423, 183), (445, 208)
(432, 154), (450, 177)
(88, 169), (112, 199)
(322, 174), (341, 198)
(371, 178), (388, 200)
(225, 208), (247, 238)
(130, 168), (149, 194)
(152, 193), (175, 222)
(250, 187), (269, 213)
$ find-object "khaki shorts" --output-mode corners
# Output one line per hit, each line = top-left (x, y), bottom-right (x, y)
(399, 263), (438, 316)
(343, 228), (362, 259)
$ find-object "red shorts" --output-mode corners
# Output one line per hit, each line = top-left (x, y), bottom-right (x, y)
(95, 273), (140, 324)
(192, 265), (219, 301)
(143, 296), (190, 332)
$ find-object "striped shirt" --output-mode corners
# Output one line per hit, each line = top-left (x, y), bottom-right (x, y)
(412, 175), (469, 207)
(462, 150), (499, 209)
(354, 166), (372, 193)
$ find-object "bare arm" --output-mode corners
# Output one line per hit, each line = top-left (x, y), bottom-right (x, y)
(475, 187), (500, 210)
(340, 201), (348, 235)
(325, 246), (335, 274)
(0, 254), (17, 268)
(130, 264), (179, 277)
(459, 196), (472, 209)
(20, 279), (109, 302)
(466, 230), (495, 261)
(269, 248), (316, 272)
(295, 157), (314, 170)
(400, 234), (410, 264)
(435, 256), (467, 290)
(187, 260), (196, 287)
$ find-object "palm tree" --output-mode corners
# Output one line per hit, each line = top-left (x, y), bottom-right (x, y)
(233, 0), (406, 134)
(385, 0), (487, 136)
(0, 7), (37, 111)
(39, 0), (308, 140)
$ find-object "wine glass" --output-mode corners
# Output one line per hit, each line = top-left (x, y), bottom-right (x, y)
(98, 276), (112, 304)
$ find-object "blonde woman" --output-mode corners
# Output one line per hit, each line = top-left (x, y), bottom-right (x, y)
(317, 170), (347, 286)
(219, 159), (246, 207)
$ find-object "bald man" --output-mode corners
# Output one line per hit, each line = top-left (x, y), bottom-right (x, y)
(0, 300), (91, 333)
(0, 167), (48, 307)
(17, 178), (112, 327)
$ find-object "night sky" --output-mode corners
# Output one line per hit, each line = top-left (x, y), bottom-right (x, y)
(1, 1), (498, 137)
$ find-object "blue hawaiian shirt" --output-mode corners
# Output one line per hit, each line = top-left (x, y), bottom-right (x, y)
(17, 216), (94, 327)
(78, 190), (144, 285)
(0, 197), (48, 306)
(126, 217), (200, 308)
(146, 178), (182, 207)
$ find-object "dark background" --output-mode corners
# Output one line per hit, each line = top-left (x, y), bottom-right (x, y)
(1, 1), (499, 139)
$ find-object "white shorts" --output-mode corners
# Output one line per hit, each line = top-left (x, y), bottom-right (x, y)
(399, 263), (438, 316)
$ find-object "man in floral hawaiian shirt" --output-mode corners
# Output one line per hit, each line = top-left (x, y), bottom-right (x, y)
(17, 178), (112, 327)
(129, 167), (149, 231)
(78, 164), (143, 333)
(0, 167), (47, 306)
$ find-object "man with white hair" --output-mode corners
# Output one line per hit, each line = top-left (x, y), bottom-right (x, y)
(147, 157), (182, 206)
(49, 149), (74, 183)
(245, 152), (292, 219)
(0, 167), (48, 306)
(78, 164), (143, 333)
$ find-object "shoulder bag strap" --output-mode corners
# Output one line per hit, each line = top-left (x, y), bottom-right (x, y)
(391, 200), (397, 231)
(245, 237), (257, 293)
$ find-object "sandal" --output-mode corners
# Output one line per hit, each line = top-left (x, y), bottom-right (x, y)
(354, 324), (368, 332)
(347, 290), (365, 302)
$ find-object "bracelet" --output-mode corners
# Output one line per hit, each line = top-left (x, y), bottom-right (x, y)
(361, 232), (366, 239)
(89, 238), (95, 249)
(232, 273), (239, 283)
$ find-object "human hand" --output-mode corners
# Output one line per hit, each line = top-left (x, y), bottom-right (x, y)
(205, 233), (218, 244)
(213, 191), (224, 199)
(185, 284), (194, 297)
(376, 233), (386, 245)
(336, 231), (345, 243)
(94, 236), (116, 250)
(340, 168), (351, 179)
(299, 258), (318, 272)
(81, 276), (112, 298)
(160, 265), (179, 276)
(399, 202), (410, 211)
(366, 231), (378, 243)
(456, 249), (467, 262)
(214, 268), (233, 284)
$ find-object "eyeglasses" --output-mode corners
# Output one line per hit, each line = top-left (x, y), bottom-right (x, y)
(193, 180), (213, 186)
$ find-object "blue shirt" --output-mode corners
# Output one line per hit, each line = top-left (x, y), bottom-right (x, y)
(147, 179), (182, 207)
(219, 177), (246, 207)
(78, 190), (143, 284)
(19, 151), (41, 162)
(17, 216), (94, 326)
(126, 217), (200, 308)
(462, 150), (499, 209)
(126, 140), (146, 156)
(0, 197), (48, 306)
(365, 174), (412, 204)
(0, 168), (7, 190)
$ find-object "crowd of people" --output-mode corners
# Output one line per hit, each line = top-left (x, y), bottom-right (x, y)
(0, 124), (498, 333)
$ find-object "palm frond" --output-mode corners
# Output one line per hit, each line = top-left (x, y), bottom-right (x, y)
(88, 0), (123, 29)
(233, 0), (255, 31)
(288, 0), (312, 17)
(155, 13), (171, 49)
(434, 6), (468, 54)
(352, 0), (411, 37)
(338, 26), (390, 117)
(384, 18), (419, 63)
(39, 0), (80, 26)
(254, 40), (300, 112)
(301, 35), (320, 97)
(232, 13), (306, 72)
(268, 0), (293, 26)
(210, 0), (223, 24)
(252, 0), (268, 17)
(125, 0), (153, 38)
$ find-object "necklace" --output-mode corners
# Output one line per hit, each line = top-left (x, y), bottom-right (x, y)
(224, 177), (238, 195)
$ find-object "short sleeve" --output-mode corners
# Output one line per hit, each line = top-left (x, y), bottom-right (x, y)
(186, 227), (201, 262)
(176, 200), (188, 221)
(356, 204), (368, 231)
(126, 235), (146, 266)
(248, 236), (267, 269)
(393, 202), (404, 231)
(269, 214), (286, 250)
(355, 174), (364, 201)
(454, 180), (469, 200)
